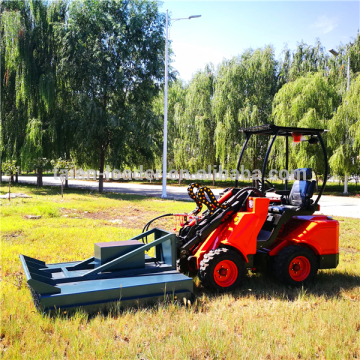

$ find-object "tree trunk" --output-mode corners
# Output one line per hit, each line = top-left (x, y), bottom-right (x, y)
(15, 171), (18, 184)
(65, 179), (68, 188)
(212, 172), (215, 187)
(99, 150), (105, 193)
(37, 169), (43, 188)
(10, 174), (14, 184)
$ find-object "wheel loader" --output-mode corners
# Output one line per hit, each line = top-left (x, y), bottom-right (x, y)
(165, 125), (339, 290)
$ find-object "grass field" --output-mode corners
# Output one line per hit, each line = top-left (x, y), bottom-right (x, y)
(1, 185), (360, 359)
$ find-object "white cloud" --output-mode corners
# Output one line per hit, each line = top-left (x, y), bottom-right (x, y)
(311, 15), (338, 34)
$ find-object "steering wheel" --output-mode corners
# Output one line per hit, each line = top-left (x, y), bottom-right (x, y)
(256, 179), (275, 193)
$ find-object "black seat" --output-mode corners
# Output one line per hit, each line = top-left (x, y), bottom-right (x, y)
(269, 168), (316, 214)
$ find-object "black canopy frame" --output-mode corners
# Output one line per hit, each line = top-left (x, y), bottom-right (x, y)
(235, 124), (329, 206)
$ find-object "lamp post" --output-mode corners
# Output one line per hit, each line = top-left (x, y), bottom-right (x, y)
(161, 10), (201, 198)
(329, 48), (350, 194)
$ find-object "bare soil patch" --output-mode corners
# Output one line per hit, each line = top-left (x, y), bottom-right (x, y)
(2, 231), (23, 241)
(60, 207), (174, 230)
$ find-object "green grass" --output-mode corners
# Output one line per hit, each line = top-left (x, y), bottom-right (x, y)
(1, 185), (360, 359)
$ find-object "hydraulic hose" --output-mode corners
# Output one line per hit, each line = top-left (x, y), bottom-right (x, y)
(142, 213), (174, 243)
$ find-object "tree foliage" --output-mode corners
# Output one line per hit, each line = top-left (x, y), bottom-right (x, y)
(329, 73), (360, 177)
(57, 0), (165, 191)
(1, 0), (67, 168)
(214, 46), (278, 170)
(1, 1), (360, 189)
(172, 66), (216, 175)
(273, 73), (340, 179)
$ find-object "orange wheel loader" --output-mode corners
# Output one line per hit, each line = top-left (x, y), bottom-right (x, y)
(144, 125), (339, 290)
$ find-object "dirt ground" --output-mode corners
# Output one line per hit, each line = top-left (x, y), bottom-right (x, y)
(60, 207), (176, 231)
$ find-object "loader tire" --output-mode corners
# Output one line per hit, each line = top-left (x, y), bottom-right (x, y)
(176, 258), (197, 277)
(273, 246), (318, 287)
(198, 248), (245, 291)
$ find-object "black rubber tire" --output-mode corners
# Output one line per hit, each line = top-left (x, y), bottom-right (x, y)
(176, 258), (197, 277)
(273, 246), (318, 287)
(198, 248), (245, 291)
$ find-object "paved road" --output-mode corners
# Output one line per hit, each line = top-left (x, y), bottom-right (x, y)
(2, 175), (360, 218)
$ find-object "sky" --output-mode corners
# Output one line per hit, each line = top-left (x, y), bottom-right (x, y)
(159, 1), (360, 82)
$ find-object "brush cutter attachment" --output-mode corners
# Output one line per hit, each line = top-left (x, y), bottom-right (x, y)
(20, 228), (193, 313)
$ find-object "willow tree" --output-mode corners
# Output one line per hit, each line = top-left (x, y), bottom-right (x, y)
(325, 33), (360, 192)
(58, 0), (165, 192)
(1, 1), (29, 168)
(348, 32), (360, 75)
(328, 73), (360, 183)
(152, 79), (187, 176)
(170, 66), (219, 183)
(288, 40), (329, 81)
(1, 0), (67, 171)
(214, 46), (278, 173)
(273, 72), (340, 185)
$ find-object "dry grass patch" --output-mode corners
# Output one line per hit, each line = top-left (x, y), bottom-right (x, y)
(59, 206), (174, 230)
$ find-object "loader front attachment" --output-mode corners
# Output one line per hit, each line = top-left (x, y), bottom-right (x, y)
(20, 228), (193, 313)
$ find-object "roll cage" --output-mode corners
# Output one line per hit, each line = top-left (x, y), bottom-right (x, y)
(235, 124), (329, 206)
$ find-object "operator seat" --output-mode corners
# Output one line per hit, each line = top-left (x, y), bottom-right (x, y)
(269, 168), (316, 214)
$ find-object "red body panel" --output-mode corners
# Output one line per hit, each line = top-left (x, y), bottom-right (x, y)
(189, 192), (338, 270)
(269, 215), (339, 256)
(194, 197), (270, 266)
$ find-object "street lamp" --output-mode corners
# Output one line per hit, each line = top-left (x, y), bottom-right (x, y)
(161, 10), (201, 198)
(329, 48), (350, 194)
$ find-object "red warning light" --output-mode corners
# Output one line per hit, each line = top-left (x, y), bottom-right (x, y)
(292, 132), (302, 143)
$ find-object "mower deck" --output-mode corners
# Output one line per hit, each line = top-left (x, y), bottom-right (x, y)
(20, 228), (193, 313)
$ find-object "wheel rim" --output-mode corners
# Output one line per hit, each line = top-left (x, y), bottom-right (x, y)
(213, 260), (238, 287)
(289, 256), (311, 281)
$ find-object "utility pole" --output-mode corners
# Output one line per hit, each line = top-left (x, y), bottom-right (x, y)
(343, 55), (350, 194)
(161, 12), (201, 198)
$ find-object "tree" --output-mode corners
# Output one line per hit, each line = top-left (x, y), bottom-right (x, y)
(31, 157), (48, 187)
(328, 73), (360, 186)
(214, 46), (278, 173)
(1, 160), (17, 200)
(273, 72), (340, 185)
(171, 66), (218, 184)
(288, 40), (328, 81)
(348, 32), (360, 75)
(153, 79), (187, 177)
(51, 158), (74, 192)
(57, 0), (165, 192)
(1, 0), (67, 171)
